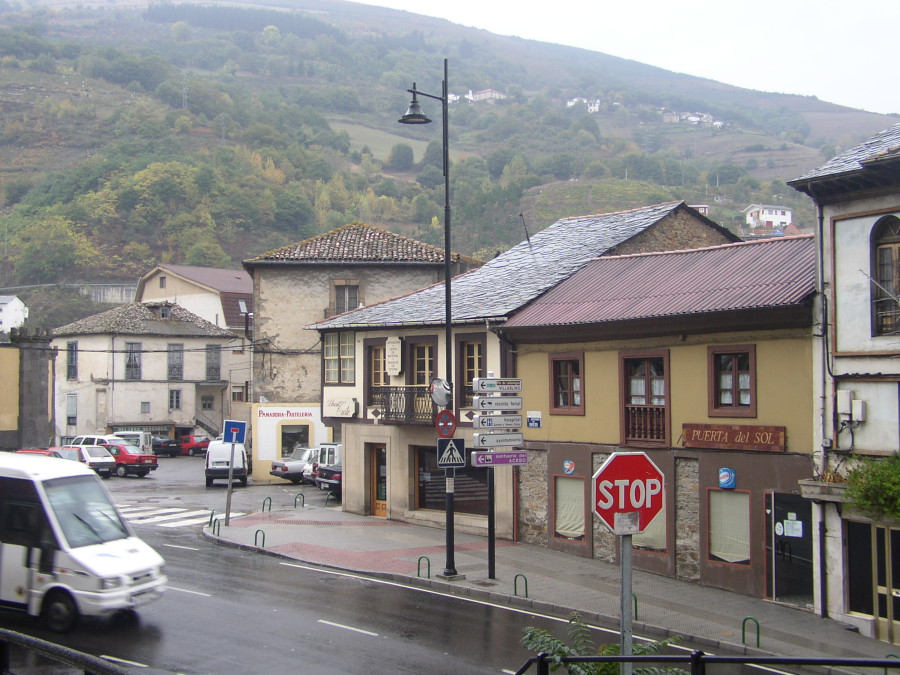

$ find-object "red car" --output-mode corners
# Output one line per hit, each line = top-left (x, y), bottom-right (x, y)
(16, 447), (64, 458)
(105, 441), (158, 477)
(178, 435), (211, 456)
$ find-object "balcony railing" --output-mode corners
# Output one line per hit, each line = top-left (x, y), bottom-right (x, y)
(624, 404), (667, 442)
(167, 365), (183, 380)
(370, 385), (438, 423)
(206, 366), (221, 380)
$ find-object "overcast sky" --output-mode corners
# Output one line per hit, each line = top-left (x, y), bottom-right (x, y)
(354, 0), (899, 116)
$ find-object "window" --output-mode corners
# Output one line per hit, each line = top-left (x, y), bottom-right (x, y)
(366, 342), (389, 407)
(708, 345), (756, 417)
(458, 336), (485, 408)
(201, 395), (214, 410)
(168, 389), (182, 410)
(553, 476), (585, 541)
(159, 305), (171, 318)
(167, 344), (184, 380)
(206, 344), (221, 380)
(416, 446), (488, 515)
(412, 343), (434, 385)
(708, 489), (750, 565)
(140, 401), (150, 414)
(159, 276), (166, 289)
(621, 350), (669, 445)
(550, 353), (584, 415)
(125, 342), (142, 380)
(234, 339), (245, 355)
(66, 341), (78, 380)
(324, 332), (355, 384)
(334, 283), (359, 315)
(872, 215), (900, 335)
(232, 387), (245, 402)
(66, 394), (77, 426)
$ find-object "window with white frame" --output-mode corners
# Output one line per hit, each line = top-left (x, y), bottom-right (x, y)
(66, 394), (77, 426)
(168, 389), (182, 410)
(324, 332), (355, 384)
(125, 342), (142, 380)
(333, 283), (359, 315)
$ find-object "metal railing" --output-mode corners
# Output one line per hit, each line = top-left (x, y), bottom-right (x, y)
(516, 650), (900, 675)
(1, 627), (129, 674)
(369, 385), (437, 423)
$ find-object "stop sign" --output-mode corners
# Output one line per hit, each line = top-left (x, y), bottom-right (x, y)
(592, 452), (664, 535)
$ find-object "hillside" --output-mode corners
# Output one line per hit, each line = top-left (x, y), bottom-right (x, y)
(0, 0), (895, 308)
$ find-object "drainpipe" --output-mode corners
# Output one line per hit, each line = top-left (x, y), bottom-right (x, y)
(813, 192), (830, 618)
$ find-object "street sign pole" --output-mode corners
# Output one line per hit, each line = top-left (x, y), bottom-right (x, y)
(221, 420), (247, 527)
(444, 467), (456, 576)
(488, 467), (495, 579)
(621, 534), (633, 675)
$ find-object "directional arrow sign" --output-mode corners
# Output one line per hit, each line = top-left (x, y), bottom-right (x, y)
(473, 396), (523, 410)
(473, 414), (523, 429)
(472, 378), (523, 393)
(473, 432), (524, 448)
(472, 450), (529, 467)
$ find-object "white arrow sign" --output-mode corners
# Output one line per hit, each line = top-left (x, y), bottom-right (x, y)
(473, 396), (522, 410)
(473, 432), (524, 448)
(473, 414), (523, 429)
(472, 378), (523, 393)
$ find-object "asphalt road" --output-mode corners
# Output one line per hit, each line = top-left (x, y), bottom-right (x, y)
(4, 456), (582, 674)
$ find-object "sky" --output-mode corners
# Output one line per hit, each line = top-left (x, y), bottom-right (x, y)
(355, 0), (899, 116)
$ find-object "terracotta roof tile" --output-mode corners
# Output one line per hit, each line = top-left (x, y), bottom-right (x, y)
(53, 302), (236, 338)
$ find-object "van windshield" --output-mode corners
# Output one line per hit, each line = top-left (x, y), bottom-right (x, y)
(43, 476), (130, 548)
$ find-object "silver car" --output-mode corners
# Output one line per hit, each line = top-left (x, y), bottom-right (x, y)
(269, 446), (319, 485)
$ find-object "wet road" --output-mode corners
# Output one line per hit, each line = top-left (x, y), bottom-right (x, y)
(5, 456), (576, 674)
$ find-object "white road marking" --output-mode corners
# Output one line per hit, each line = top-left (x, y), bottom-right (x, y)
(101, 655), (148, 668)
(318, 619), (378, 637)
(162, 544), (200, 551)
(160, 514), (243, 527)
(134, 509), (214, 524)
(168, 586), (212, 597)
(125, 508), (188, 520)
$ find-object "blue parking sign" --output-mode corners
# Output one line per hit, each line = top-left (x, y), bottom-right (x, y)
(222, 419), (247, 445)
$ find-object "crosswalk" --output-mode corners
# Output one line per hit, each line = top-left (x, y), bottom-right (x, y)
(117, 505), (245, 529)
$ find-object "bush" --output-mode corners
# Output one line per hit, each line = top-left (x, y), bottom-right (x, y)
(845, 453), (900, 520)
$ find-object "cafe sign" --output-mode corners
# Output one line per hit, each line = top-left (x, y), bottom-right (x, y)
(682, 423), (785, 452)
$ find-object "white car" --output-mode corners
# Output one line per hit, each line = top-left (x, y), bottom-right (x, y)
(270, 446), (319, 485)
(59, 445), (115, 479)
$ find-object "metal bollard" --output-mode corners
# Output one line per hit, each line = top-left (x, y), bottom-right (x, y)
(254, 530), (266, 547)
(742, 616), (760, 647)
(294, 493), (305, 508)
(262, 497), (272, 512)
(514, 573), (529, 598)
(417, 556), (431, 578)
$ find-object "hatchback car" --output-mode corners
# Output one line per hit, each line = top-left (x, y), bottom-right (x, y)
(15, 448), (64, 458)
(105, 441), (159, 477)
(59, 445), (115, 479)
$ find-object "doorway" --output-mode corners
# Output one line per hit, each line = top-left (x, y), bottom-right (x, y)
(371, 445), (387, 518)
(765, 492), (813, 607)
(848, 521), (900, 644)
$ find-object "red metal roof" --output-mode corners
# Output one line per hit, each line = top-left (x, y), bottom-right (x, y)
(503, 235), (815, 329)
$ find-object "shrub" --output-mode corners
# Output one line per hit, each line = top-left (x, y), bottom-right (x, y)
(845, 453), (900, 520)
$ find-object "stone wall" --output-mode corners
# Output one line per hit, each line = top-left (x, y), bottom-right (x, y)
(517, 448), (548, 545)
(612, 210), (736, 256)
(675, 455), (700, 580)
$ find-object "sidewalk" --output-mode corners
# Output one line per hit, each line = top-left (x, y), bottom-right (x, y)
(202, 499), (884, 662)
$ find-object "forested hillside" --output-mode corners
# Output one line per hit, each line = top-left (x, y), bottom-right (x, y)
(0, 0), (895, 312)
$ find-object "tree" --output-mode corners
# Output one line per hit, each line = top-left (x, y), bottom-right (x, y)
(11, 216), (101, 283)
(388, 143), (414, 171)
(274, 187), (314, 235)
(416, 164), (443, 190)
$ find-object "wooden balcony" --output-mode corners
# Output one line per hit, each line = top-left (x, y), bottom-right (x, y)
(624, 404), (666, 443)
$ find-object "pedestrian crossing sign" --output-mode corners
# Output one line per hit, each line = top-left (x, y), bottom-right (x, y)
(437, 438), (466, 468)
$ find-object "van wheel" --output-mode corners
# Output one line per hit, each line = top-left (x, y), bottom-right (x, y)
(42, 590), (78, 633)
(115, 464), (128, 478)
(206, 477), (213, 487)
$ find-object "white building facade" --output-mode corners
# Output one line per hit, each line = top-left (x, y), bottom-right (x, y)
(0, 295), (28, 333)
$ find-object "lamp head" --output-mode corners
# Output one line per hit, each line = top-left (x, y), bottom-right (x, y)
(399, 86), (432, 124)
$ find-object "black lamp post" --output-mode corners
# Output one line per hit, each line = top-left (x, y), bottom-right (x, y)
(399, 58), (459, 578)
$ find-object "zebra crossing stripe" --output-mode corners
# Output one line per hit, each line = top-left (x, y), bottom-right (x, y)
(130, 509), (213, 524)
(159, 513), (244, 528)
(125, 508), (189, 521)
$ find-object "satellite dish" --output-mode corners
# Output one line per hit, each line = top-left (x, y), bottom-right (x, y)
(429, 377), (452, 407)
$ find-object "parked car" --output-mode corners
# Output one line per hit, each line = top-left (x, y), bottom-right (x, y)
(314, 463), (342, 495)
(15, 448), (64, 458)
(59, 445), (115, 479)
(105, 441), (158, 477)
(111, 430), (153, 454)
(205, 440), (248, 487)
(69, 434), (120, 448)
(152, 435), (182, 457)
(178, 435), (211, 456)
(269, 446), (319, 485)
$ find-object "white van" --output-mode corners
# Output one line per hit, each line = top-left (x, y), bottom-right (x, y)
(205, 440), (248, 487)
(111, 431), (152, 454)
(0, 453), (166, 632)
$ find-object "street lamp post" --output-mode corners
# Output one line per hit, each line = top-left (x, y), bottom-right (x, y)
(399, 58), (459, 578)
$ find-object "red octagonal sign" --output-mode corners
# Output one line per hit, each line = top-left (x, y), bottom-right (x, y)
(592, 452), (664, 535)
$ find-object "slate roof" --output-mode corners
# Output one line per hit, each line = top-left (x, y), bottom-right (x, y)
(503, 235), (815, 330)
(790, 123), (900, 185)
(53, 302), (236, 338)
(244, 222), (468, 265)
(313, 202), (731, 330)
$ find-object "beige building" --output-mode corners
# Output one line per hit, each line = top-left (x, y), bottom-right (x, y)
(136, 264), (254, 423)
(52, 302), (236, 443)
(242, 222), (480, 480)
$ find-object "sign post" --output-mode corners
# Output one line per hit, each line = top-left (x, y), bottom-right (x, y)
(592, 452), (665, 675)
(221, 419), (247, 526)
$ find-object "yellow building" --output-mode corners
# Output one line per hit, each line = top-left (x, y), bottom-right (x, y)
(501, 236), (816, 600)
